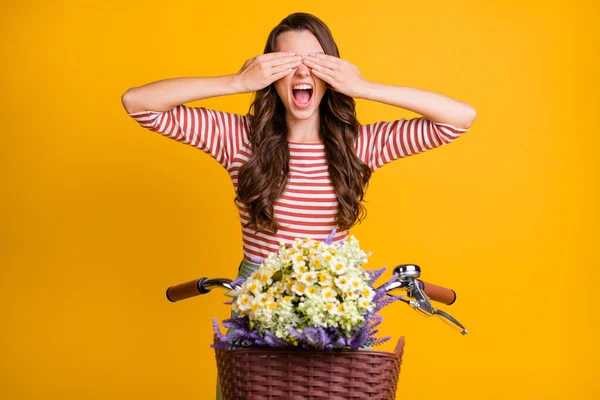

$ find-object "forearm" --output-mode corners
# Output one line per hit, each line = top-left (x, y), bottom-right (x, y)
(358, 81), (476, 130)
(121, 75), (244, 114)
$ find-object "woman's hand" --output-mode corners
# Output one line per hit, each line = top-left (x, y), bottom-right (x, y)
(235, 52), (302, 93)
(302, 53), (369, 98)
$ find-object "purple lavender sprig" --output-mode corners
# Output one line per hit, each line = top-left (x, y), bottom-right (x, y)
(324, 228), (337, 245)
(223, 275), (250, 305)
(365, 267), (386, 286)
(287, 326), (351, 350)
(211, 315), (268, 349)
(229, 274), (250, 289)
(263, 331), (291, 348)
(250, 256), (265, 265)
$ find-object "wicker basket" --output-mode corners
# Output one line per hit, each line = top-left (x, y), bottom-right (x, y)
(215, 336), (405, 400)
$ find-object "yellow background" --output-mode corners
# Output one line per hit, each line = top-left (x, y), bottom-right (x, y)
(2, 0), (598, 398)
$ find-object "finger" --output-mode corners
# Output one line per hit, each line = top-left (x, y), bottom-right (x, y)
(271, 67), (295, 82)
(310, 52), (339, 61)
(270, 60), (302, 75)
(303, 58), (334, 75)
(309, 68), (335, 86)
(305, 53), (339, 70)
(265, 55), (303, 68)
(260, 52), (296, 62)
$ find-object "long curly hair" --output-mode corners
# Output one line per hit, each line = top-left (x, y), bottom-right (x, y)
(235, 12), (372, 234)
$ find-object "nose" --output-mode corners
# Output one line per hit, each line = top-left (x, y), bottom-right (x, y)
(295, 62), (310, 77)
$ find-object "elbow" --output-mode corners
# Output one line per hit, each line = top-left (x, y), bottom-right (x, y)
(434, 105), (476, 131)
(457, 106), (477, 130)
(121, 88), (144, 114)
(468, 107), (477, 127)
(463, 107), (476, 130)
(121, 89), (134, 114)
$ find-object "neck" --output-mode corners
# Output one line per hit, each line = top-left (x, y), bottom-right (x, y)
(286, 109), (321, 143)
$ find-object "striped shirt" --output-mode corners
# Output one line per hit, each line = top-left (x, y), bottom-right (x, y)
(127, 105), (469, 261)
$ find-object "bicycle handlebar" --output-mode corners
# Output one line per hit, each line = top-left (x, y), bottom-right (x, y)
(166, 265), (457, 305)
(166, 277), (237, 302)
(166, 263), (468, 335)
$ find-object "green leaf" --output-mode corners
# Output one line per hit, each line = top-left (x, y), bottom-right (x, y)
(271, 270), (282, 282)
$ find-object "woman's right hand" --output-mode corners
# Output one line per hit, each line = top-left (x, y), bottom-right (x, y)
(234, 52), (302, 93)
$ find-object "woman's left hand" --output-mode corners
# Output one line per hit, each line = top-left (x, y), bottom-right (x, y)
(302, 53), (369, 98)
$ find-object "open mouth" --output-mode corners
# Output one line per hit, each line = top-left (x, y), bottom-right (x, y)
(291, 84), (314, 109)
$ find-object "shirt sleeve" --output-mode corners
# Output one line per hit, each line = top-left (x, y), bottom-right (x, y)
(355, 117), (470, 172)
(127, 104), (250, 170)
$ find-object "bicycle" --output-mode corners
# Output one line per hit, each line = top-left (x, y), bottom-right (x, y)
(166, 263), (467, 399)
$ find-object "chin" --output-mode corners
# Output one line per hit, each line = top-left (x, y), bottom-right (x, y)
(289, 106), (318, 120)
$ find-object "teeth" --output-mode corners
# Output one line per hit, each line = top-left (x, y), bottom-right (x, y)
(293, 84), (313, 90)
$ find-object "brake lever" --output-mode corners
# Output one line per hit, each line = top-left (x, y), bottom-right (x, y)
(384, 264), (468, 335)
(434, 309), (468, 335)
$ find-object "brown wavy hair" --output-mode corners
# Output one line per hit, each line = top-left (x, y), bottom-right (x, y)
(235, 12), (372, 234)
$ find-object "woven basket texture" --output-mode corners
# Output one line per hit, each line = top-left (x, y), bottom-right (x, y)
(215, 336), (405, 400)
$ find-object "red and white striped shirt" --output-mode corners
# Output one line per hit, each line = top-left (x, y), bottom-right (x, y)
(128, 105), (469, 261)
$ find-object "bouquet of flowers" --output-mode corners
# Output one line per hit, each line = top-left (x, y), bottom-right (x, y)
(212, 229), (403, 350)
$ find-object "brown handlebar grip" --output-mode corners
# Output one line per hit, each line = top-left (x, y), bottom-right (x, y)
(420, 280), (456, 305)
(166, 278), (208, 302)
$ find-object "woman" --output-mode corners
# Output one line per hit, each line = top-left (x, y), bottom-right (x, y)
(122, 12), (476, 399)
